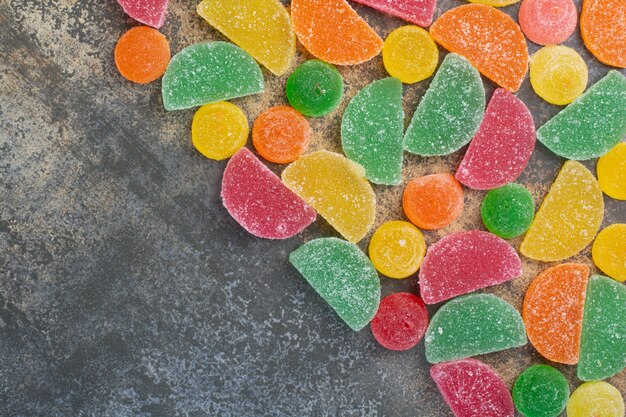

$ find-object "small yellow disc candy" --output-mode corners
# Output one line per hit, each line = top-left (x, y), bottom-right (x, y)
(191, 102), (249, 160)
(530, 45), (588, 105)
(598, 142), (626, 200)
(382, 26), (438, 84)
(592, 224), (626, 282)
(368, 221), (426, 279)
(567, 381), (625, 417)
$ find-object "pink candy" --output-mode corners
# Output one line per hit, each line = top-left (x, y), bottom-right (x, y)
(351, 0), (437, 27)
(117, 0), (169, 28)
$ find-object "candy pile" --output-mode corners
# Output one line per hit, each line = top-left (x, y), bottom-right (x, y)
(113, 0), (626, 415)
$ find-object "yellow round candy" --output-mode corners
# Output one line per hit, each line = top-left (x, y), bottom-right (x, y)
(382, 26), (438, 84)
(191, 102), (249, 160)
(530, 45), (588, 105)
(468, 0), (520, 6)
(598, 142), (626, 200)
(368, 220), (426, 279)
(592, 224), (626, 282)
(567, 382), (625, 417)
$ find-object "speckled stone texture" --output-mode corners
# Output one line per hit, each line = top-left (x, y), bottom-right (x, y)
(0, 1), (624, 416)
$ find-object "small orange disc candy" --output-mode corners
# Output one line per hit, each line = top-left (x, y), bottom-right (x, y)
(114, 26), (170, 84)
(402, 173), (464, 230)
(252, 106), (311, 164)
(581, 0), (626, 68)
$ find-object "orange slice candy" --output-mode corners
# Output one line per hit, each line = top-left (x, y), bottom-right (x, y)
(114, 26), (170, 84)
(291, 0), (383, 65)
(581, 0), (626, 68)
(252, 106), (311, 164)
(430, 4), (529, 92)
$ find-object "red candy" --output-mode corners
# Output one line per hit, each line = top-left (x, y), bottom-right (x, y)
(351, 0), (437, 27)
(456, 88), (536, 190)
(370, 293), (429, 351)
(518, 0), (577, 46)
(117, 0), (169, 28)
(419, 230), (522, 304)
(221, 148), (316, 239)
(431, 359), (514, 417)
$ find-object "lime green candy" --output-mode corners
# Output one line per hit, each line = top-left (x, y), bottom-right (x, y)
(289, 238), (380, 331)
(480, 184), (535, 239)
(341, 78), (404, 185)
(286, 59), (343, 117)
(513, 365), (569, 417)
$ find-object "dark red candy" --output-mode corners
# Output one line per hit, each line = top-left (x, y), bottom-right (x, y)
(370, 292), (429, 351)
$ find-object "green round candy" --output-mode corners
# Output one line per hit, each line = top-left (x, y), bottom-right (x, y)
(480, 183), (535, 239)
(513, 365), (569, 417)
(286, 59), (343, 117)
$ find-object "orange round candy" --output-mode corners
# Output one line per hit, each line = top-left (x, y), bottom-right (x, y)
(402, 173), (464, 230)
(581, 0), (626, 68)
(114, 26), (170, 84)
(252, 106), (311, 164)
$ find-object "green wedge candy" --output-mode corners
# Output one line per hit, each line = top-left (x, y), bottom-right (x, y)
(480, 183), (535, 239)
(513, 365), (569, 417)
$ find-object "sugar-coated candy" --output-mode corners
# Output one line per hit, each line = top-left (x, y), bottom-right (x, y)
(114, 26), (170, 84)
(431, 359), (515, 417)
(536, 70), (626, 160)
(567, 382), (625, 417)
(425, 293), (527, 363)
(192, 102), (249, 160)
(513, 365), (569, 417)
(289, 238), (380, 331)
(161, 42), (264, 111)
(382, 26), (438, 84)
(521, 161), (604, 262)
(518, 0), (577, 46)
(522, 263), (590, 364)
(581, 0), (626, 68)
(281, 151), (376, 244)
(117, 0), (168, 28)
(530, 45), (588, 106)
(286, 60), (343, 118)
(341, 78), (404, 185)
(468, 0), (519, 6)
(403, 174), (464, 230)
(456, 89), (535, 190)
(252, 106), (310, 164)
(404, 53), (485, 156)
(430, 4), (529, 92)
(419, 231), (522, 304)
(597, 142), (626, 200)
(350, 0), (436, 27)
(221, 148), (316, 239)
(368, 221), (426, 279)
(370, 292), (429, 351)
(196, 0), (295, 76)
(577, 275), (626, 381)
(290, 0), (383, 65)
(480, 184), (535, 239)
(592, 224), (626, 282)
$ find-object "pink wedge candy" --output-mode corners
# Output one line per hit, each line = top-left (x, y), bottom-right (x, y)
(351, 0), (438, 27)
(117, 0), (169, 28)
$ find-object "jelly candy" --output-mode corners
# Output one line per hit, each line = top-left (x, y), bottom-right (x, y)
(161, 42), (264, 111)
(382, 26), (438, 84)
(402, 173), (464, 230)
(430, 4), (529, 92)
(368, 221), (426, 279)
(286, 60), (343, 118)
(567, 382), (625, 417)
(289, 238), (380, 331)
(419, 231), (522, 304)
(536, 71), (626, 160)
(522, 263), (590, 364)
(456, 89), (536, 190)
(513, 365), (569, 417)
(117, 0), (168, 28)
(592, 224), (626, 282)
(282, 151), (376, 243)
(597, 142), (626, 200)
(350, 0), (436, 27)
(468, 0), (520, 6)
(114, 26), (170, 84)
(425, 293), (527, 363)
(404, 53), (485, 156)
(480, 184), (535, 239)
(252, 106), (310, 164)
(431, 359), (514, 417)
(290, 0), (383, 65)
(221, 148), (316, 239)
(196, 0), (295, 76)
(578, 275), (626, 381)
(521, 161), (604, 262)
(192, 102), (249, 160)
(370, 292), (429, 351)
(581, 0), (626, 68)
(341, 78), (404, 185)
(530, 45), (588, 106)
(518, 0), (577, 46)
